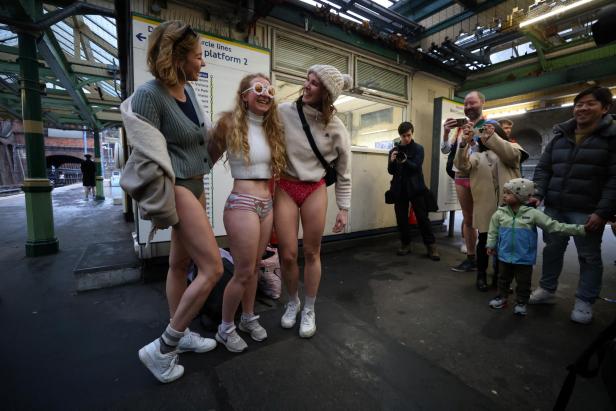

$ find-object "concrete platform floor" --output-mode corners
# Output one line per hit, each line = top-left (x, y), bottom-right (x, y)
(1, 184), (615, 410)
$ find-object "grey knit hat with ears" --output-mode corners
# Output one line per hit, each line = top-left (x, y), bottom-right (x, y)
(503, 178), (535, 203)
(308, 64), (353, 102)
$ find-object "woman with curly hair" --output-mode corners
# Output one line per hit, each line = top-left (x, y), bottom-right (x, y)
(275, 65), (352, 338)
(209, 73), (286, 352)
(121, 21), (222, 383)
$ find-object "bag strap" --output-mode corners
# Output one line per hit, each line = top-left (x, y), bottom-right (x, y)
(296, 98), (332, 173)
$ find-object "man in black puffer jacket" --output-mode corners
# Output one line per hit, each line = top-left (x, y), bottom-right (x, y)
(529, 86), (616, 324)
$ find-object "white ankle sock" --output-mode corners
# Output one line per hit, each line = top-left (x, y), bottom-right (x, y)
(304, 295), (316, 311)
(288, 292), (300, 306)
(241, 313), (256, 322)
(219, 321), (235, 334)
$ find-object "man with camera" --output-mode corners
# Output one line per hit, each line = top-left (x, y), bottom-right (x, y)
(387, 121), (440, 261)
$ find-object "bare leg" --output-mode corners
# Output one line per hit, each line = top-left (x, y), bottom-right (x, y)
(299, 185), (328, 298)
(456, 184), (476, 255)
(168, 187), (223, 332)
(220, 209), (262, 323)
(274, 187), (300, 298)
(241, 212), (273, 315)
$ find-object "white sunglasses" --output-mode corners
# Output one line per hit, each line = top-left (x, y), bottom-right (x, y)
(242, 82), (276, 98)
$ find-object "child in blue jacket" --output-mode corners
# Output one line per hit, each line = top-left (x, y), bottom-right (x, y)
(486, 178), (587, 316)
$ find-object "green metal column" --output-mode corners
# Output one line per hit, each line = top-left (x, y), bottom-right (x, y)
(93, 129), (104, 200)
(18, 29), (59, 256)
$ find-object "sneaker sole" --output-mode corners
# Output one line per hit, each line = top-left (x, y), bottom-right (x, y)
(450, 266), (474, 272)
(299, 326), (316, 338)
(215, 332), (247, 353)
(489, 304), (507, 309)
(514, 311), (527, 316)
(238, 323), (268, 342)
(281, 307), (300, 329)
(138, 347), (184, 383)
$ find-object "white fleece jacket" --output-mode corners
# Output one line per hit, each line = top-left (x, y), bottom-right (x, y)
(278, 101), (352, 210)
(120, 97), (178, 228)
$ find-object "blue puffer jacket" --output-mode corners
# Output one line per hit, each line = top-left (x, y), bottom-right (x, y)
(487, 205), (585, 265)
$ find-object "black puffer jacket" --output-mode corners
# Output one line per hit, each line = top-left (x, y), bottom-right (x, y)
(387, 140), (427, 200)
(533, 114), (616, 219)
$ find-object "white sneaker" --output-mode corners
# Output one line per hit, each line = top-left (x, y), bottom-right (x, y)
(177, 328), (217, 353)
(239, 315), (268, 341)
(138, 339), (184, 383)
(459, 243), (467, 254)
(513, 303), (528, 316)
(299, 309), (316, 338)
(570, 298), (593, 324)
(215, 327), (248, 353)
(528, 287), (556, 305)
(281, 302), (300, 329)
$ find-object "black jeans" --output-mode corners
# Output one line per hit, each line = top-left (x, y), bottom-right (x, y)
(498, 261), (533, 303)
(394, 193), (435, 246)
(476, 232), (488, 274)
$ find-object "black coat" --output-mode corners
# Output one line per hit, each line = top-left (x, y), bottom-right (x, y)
(387, 140), (427, 201)
(81, 159), (96, 187)
(533, 114), (616, 219)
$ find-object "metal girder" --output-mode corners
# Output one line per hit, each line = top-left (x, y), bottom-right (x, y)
(268, 3), (464, 82)
(397, 0), (453, 22)
(457, 43), (616, 100)
(455, 0), (477, 8)
(37, 30), (101, 129)
(350, 0), (423, 33)
(0, 1), (113, 32)
(418, 0), (508, 40)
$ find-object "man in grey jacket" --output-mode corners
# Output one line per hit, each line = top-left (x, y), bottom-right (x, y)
(529, 86), (616, 324)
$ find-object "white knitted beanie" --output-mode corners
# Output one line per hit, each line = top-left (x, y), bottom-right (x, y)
(503, 178), (535, 203)
(308, 64), (353, 102)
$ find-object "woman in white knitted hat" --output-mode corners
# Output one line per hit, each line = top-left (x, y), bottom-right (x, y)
(275, 64), (352, 338)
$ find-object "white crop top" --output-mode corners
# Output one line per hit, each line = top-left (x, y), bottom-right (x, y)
(227, 112), (272, 179)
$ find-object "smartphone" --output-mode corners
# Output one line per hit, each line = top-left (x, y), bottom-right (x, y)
(455, 118), (468, 127)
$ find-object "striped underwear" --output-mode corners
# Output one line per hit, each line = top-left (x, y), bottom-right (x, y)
(224, 192), (273, 220)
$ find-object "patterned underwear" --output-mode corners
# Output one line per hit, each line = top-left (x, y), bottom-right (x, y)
(224, 192), (273, 220)
(277, 178), (325, 207)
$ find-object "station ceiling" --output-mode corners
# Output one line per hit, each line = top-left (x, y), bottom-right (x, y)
(0, 0), (614, 129)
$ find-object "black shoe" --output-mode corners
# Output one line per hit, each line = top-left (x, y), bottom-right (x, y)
(451, 259), (475, 272)
(476, 272), (488, 292)
(396, 245), (411, 256)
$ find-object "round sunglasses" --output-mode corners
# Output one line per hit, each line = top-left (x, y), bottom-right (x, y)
(242, 82), (276, 98)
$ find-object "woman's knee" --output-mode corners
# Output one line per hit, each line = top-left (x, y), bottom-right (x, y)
(302, 246), (321, 264)
(280, 249), (298, 267)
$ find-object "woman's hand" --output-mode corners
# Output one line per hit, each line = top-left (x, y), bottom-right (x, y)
(332, 209), (348, 233)
(486, 247), (496, 256)
(480, 123), (496, 143)
(461, 123), (474, 146)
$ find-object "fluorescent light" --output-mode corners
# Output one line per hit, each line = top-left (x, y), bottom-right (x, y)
(320, 0), (341, 9)
(520, 0), (595, 28)
(488, 109), (527, 118)
(561, 102), (574, 107)
(347, 10), (370, 21)
(336, 12), (362, 24)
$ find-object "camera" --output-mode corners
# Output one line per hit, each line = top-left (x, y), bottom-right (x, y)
(394, 150), (407, 163)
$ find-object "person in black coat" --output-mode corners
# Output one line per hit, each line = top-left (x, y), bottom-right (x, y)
(529, 86), (616, 324)
(387, 121), (439, 261)
(81, 153), (96, 200)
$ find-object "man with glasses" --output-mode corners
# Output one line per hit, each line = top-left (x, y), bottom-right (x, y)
(529, 86), (616, 324)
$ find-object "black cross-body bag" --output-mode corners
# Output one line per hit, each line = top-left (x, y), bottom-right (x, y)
(296, 98), (337, 186)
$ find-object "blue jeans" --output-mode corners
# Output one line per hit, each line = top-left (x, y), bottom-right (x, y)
(540, 208), (603, 303)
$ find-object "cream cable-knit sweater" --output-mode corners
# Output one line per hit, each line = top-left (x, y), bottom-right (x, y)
(278, 101), (352, 210)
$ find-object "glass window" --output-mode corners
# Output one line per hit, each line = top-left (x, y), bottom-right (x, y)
(275, 76), (404, 150)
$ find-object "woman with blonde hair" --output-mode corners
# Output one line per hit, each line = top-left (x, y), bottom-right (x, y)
(275, 65), (352, 338)
(120, 21), (222, 383)
(209, 74), (286, 352)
